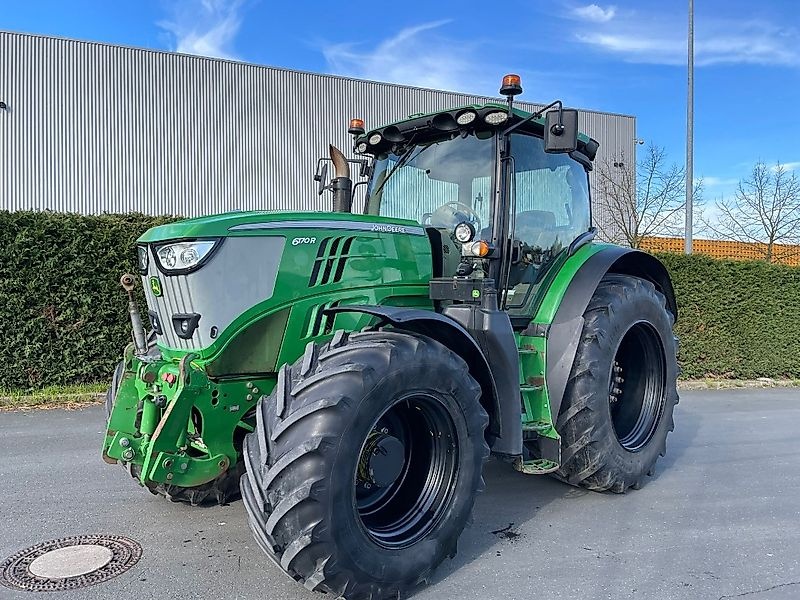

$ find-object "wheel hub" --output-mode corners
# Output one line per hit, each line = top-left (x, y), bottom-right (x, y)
(354, 394), (460, 549)
(608, 361), (624, 404)
(358, 431), (405, 488)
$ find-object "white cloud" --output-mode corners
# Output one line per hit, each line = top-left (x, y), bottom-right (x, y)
(571, 4), (617, 23)
(702, 176), (740, 188)
(574, 16), (800, 67)
(159, 0), (244, 60)
(775, 161), (800, 172)
(322, 21), (491, 93)
(575, 32), (683, 64)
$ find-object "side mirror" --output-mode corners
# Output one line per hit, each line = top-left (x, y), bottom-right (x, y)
(544, 108), (578, 153)
(313, 162), (329, 196)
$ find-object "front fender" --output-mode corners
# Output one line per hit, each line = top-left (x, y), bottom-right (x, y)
(325, 305), (502, 441)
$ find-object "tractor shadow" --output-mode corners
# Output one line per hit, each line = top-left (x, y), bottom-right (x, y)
(417, 407), (700, 594)
(655, 401), (699, 471)
(421, 458), (573, 586)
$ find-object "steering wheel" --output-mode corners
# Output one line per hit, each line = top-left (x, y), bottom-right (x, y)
(427, 201), (482, 233)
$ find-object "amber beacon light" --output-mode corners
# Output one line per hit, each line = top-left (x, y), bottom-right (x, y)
(348, 118), (366, 136)
(500, 74), (522, 96)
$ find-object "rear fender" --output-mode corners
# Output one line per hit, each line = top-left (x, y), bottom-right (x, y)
(543, 247), (678, 422)
(325, 305), (502, 441)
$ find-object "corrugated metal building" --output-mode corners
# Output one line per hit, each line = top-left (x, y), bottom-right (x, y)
(0, 31), (635, 235)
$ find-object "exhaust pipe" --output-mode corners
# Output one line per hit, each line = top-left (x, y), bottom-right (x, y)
(329, 144), (353, 213)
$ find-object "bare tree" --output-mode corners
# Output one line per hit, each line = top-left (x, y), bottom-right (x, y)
(705, 162), (800, 263)
(594, 144), (699, 248)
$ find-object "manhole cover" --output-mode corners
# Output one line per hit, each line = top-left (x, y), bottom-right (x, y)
(0, 535), (142, 592)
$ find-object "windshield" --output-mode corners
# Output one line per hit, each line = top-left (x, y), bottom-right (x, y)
(365, 133), (496, 234)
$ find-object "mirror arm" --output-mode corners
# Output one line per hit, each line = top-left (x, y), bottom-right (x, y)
(313, 157), (326, 181)
(501, 100), (563, 138)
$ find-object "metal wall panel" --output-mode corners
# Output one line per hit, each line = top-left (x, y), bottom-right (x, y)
(0, 31), (634, 236)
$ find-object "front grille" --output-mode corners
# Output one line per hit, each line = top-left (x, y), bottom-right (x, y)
(142, 236), (285, 350)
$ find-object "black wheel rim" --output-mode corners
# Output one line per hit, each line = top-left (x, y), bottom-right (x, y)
(354, 394), (459, 549)
(608, 321), (667, 452)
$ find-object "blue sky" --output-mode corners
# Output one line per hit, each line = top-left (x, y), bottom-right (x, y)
(3, 0), (799, 202)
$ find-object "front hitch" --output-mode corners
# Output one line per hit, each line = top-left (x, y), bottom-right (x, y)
(103, 353), (232, 488)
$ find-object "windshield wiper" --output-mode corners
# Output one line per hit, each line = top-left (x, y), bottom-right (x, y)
(370, 141), (433, 200)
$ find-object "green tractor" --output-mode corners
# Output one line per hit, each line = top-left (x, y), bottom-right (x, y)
(104, 74), (678, 599)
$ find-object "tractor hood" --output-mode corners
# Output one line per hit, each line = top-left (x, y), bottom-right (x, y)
(135, 210), (434, 371)
(138, 210), (424, 242)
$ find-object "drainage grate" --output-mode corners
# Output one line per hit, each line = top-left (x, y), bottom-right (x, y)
(0, 534), (142, 592)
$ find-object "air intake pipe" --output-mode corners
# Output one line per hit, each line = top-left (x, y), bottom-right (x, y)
(329, 144), (353, 213)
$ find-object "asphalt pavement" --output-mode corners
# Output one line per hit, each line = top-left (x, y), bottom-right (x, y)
(1, 388), (799, 600)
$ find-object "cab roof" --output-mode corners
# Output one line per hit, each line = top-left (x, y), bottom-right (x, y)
(355, 102), (599, 162)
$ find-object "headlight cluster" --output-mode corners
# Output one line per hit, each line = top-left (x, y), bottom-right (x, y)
(154, 240), (218, 273)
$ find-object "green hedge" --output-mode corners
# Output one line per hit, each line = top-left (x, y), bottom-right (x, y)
(1, 211), (798, 390)
(656, 252), (800, 379)
(0, 211), (174, 390)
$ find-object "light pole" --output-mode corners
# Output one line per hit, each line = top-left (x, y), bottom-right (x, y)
(685, 0), (694, 254)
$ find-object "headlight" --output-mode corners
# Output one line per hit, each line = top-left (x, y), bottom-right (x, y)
(368, 133), (382, 145)
(484, 111), (509, 125)
(454, 221), (476, 243)
(154, 240), (218, 273)
(136, 245), (149, 273)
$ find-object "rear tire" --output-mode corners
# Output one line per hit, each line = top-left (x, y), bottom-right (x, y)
(241, 330), (489, 600)
(105, 358), (245, 507)
(554, 274), (678, 492)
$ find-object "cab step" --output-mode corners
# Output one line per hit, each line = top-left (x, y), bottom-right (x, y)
(512, 456), (560, 475)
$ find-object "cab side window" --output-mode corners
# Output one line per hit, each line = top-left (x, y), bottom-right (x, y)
(504, 134), (591, 310)
(511, 134), (590, 254)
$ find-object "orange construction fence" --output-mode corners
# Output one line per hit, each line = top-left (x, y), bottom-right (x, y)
(640, 236), (800, 266)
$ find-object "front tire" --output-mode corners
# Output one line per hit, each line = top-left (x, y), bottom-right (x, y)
(241, 330), (489, 600)
(555, 274), (678, 492)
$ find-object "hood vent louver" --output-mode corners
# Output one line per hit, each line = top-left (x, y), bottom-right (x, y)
(307, 300), (341, 338)
(308, 236), (356, 287)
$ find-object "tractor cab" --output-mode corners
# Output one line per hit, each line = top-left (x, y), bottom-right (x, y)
(360, 113), (595, 318)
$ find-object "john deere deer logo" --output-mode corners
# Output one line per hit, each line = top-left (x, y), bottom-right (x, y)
(149, 276), (162, 297)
